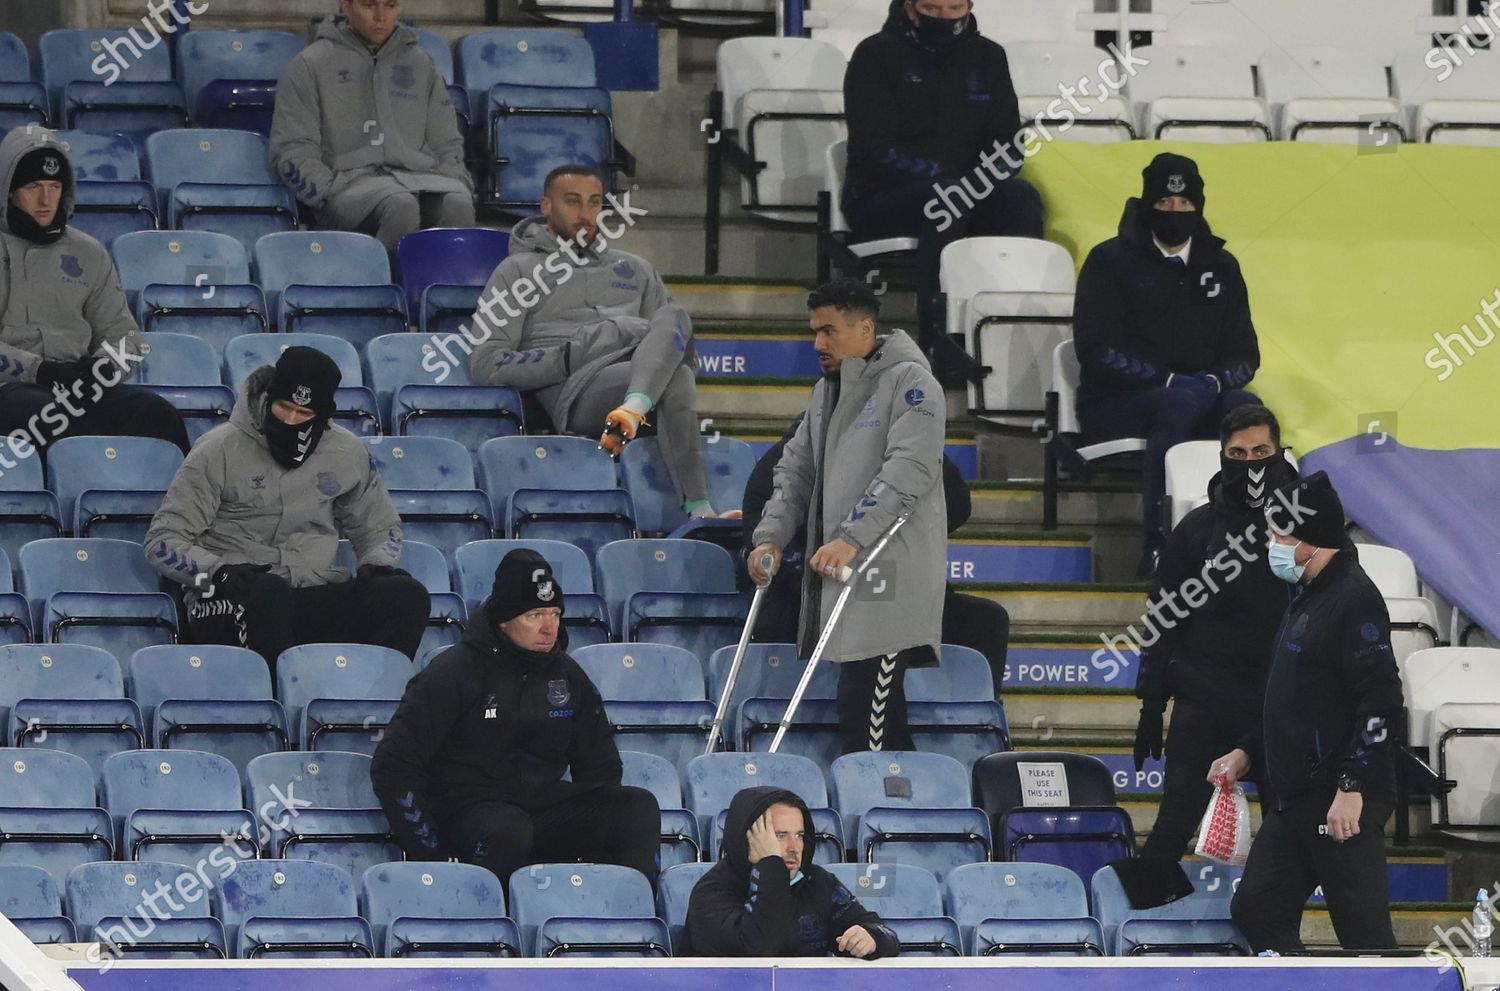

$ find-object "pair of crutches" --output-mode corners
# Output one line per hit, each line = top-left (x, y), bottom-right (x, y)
(705, 512), (912, 755)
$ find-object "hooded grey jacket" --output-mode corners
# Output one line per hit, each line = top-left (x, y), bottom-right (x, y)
(752, 330), (947, 662)
(268, 17), (470, 214)
(144, 365), (403, 595)
(466, 215), (680, 431)
(0, 127), (142, 383)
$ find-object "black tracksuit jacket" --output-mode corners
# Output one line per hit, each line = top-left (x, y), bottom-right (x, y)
(369, 608), (622, 859)
(1239, 549), (1405, 812)
(1073, 199), (1260, 404)
(685, 786), (901, 958)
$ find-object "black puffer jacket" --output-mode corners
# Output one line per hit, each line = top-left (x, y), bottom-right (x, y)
(842, 0), (1021, 216)
(685, 786), (900, 958)
(369, 608), (621, 859)
(1073, 199), (1259, 403)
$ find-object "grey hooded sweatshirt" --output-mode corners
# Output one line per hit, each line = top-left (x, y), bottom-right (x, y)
(752, 330), (947, 662)
(466, 215), (682, 431)
(0, 127), (142, 383)
(144, 365), (403, 595)
(268, 17), (470, 215)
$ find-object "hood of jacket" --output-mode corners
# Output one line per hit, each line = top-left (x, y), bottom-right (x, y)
(316, 14), (419, 57)
(839, 327), (930, 386)
(1117, 197), (1227, 260)
(720, 786), (815, 879)
(0, 127), (76, 235)
(880, 0), (983, 41)
(229, 365), (281, 451)
(507, 214), (611, 266)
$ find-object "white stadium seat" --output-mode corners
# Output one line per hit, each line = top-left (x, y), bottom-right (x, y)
(1258, 46), (1404, 144)
(1127, 45), (1271, 143)
(823, 139), (917, 260)
(1006, 42), (1135, 144)
(1393, 49), (1500, 147)
(1357, 543), (1444, 666)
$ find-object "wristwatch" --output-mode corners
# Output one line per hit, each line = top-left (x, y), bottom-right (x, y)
(1336, 772), (1363, 794)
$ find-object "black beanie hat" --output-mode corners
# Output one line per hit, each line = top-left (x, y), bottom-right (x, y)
(1141, 152), (1205, 211)
(486, 549), (564, 625)
(267, 346), (340, 420)
(10, 147), (66, 192)
(1267, 470), (1347, 549)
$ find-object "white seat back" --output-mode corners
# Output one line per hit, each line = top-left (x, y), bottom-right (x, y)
(824, 138), (850, 234)
(717, 38), (847, 129)
(1259, 46), (1393, 107)
(1129, 45), (1258, 102)
(1393, 49), (1500, 145)
(1431, 701), (1500, 836)
(1163, 440), (1221, 528)
(1356, 544), (1421, 599)
(1051, 340), (1082, 435)
(1402, 647), (1500, 747)
(1007, 42), (1118, 97)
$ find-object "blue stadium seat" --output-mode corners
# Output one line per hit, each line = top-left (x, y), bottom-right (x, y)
(245, 751), (401, 883)
(908, 644), (996, 702)
(453, 539), (610, 648)
(945, 861), (1105, 957)
(361, 861), (520, 958)
(477, 435), (635, 559)
(126, 644), (287, 776)
(71, 171), (159, 245)
(0, 547), (31, 645)
(683, 751), (843, 863)
(394, 227), (510, 317)
(414, 283), (485, 338)
(507, 863), (668, 957)
(0, 33), (48, 128)
(251, 230), (406, 343)
(66, 861), (227, 958)
(708, 641), (833, 750)
(334, 538), (465, 661)
(0, 642), (143, 774)
(655, 861), (711, 953)
(56, 130), (141, 182)
(973, 751), (1133, 888)
(39, 29), (186, 135)
(211, 859), (372, 959)
(47, 435), (183, 540)
(1091, 864), (1248, 957)
(0, 747), (113, 887)
(413, 30), (473, 144)
(100, 748), (257, 864)
(595, 539), (747, 666)
(620, 436), (754, 542)
(825, 863), (960, 956)
(831, 751), (990, 879)
(362, 436), (492, 559)
(0, 451), (59, 583)
(111, 230), (267, 346)
(136, 332), (227, 387)
(223, 333), (379, 437)
(178, 30), (303, 133)
(19, 538), (179, 665)
(619, 749), (701, 868)
(364, 333), (525, 445)
(144, 381), (237, 446)
(0, 863), (76, 944)
(573, 643), (713, 770)
(144, 130), (295, 255)
(275, 643), (413, 754)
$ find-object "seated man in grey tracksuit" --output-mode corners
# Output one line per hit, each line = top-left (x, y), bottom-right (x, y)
(144, 347), (430, 671)
(268, 0), (474, 253)
(467, 165), (725, 518)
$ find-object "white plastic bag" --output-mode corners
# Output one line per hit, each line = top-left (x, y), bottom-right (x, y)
(1195, 780), (1251, 866)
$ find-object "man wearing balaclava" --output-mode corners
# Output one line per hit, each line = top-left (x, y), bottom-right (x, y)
(1074, 152), (1263, 578)
(1130, 405), (1296, 862)
(0, 127), (188, 453)
(144, 346), (429, 670)
(371, 548), (661, 888)
(1210, 471), (1402, 954)
(842, 0), (1044, 382)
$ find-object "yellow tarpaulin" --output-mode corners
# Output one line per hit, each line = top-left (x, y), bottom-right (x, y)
(1022, 139), (1500, 454)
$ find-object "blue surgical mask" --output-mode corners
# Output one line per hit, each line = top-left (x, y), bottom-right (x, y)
(1268, 541), (1305, 584)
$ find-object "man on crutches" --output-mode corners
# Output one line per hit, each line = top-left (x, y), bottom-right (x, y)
(749, 278), (948, 754)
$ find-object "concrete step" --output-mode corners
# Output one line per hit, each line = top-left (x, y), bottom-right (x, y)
(968, 583), (1148, 632)
(664, 277), (917, 323)
(970, 482), (1142, 529)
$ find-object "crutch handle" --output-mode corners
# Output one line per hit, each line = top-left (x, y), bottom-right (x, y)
(754, 552), (776, 587)
(836, 565), (853, 583)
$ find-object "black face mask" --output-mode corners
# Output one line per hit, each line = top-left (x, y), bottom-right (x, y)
(263, 411), (326, 470)
(911, 12), (968, 48)
(1148, 208), (1199, 248)
(1219, 452), (1290, 510)
(6, 203), (65, 245)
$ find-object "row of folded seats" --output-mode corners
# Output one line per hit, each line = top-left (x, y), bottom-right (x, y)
(0, 857), (1244, 960)
(0, 26), (624, 211)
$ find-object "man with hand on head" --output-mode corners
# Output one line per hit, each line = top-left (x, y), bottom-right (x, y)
(0, 128), (188, 453)
(371, 549), (661, 887)
(685, 786), (900, 957)
(145, 346), (429, 671)
(1211, 471), (1403, 953)
(1073, 152), (1261, 577)
(468, 164), (726, 518)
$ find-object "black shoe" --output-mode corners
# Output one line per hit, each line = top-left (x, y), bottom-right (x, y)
(1136, 546), (1160, 581)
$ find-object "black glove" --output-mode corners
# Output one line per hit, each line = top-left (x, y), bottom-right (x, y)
(211, 563), (273, 601)
(1133, 704), (1164, 773)
(35, 358), (92, 390)
(357, 563), (410, 582)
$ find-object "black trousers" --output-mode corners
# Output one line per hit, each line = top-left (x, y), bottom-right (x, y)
(1230, 792), (1396, 953)
(0, 382), (189, 454)
(1079, 386), (1260, 547)
(837, 650), (916, 754)
(847, 177), (1044, 351)
(941, 588), (1010, 694)
(446, 785), (661, 888)
(186, 571), (430, 672)
(1140, 699), (1259, 860)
